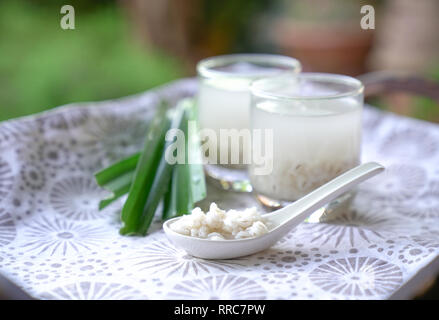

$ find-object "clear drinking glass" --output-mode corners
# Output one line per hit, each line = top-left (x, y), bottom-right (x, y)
(249, 73), (364, 221)
(196, 54), (301, 192)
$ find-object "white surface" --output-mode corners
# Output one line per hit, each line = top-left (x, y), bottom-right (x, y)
(0, 79), (438, 299)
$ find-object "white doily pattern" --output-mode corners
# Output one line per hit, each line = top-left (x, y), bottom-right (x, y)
(0, 79), (438, 300)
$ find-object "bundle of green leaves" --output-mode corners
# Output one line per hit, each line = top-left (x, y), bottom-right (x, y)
(94, 99), (206, 236)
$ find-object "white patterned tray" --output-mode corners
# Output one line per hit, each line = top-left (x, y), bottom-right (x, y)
(1, 79), (438, 300)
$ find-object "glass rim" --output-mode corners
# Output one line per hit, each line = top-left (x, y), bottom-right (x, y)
(196, 54), (302, 80)
(251, 73), (364, 101)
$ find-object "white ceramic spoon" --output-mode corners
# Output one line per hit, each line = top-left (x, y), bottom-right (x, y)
(164, 162), (384, 259)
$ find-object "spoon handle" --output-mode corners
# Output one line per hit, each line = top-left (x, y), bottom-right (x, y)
(267, 162), (385, 227)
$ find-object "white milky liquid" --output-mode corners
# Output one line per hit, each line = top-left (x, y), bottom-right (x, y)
(197, 62), (296, 169)
(249, 97), (362, 201)
(197, 78), (251, 168)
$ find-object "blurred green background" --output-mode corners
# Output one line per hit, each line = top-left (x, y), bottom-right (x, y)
(0, 0), (438, 122)
(0, 0), (184, 121)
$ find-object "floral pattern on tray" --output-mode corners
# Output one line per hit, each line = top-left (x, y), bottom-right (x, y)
(0, 79), (439, 300)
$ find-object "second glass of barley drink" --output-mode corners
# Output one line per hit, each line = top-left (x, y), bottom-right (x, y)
(196, 54), (301, 191)
(249, 73), (363, 221)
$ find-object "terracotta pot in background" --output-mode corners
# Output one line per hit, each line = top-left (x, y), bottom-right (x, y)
(274, 20), (374, 76)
